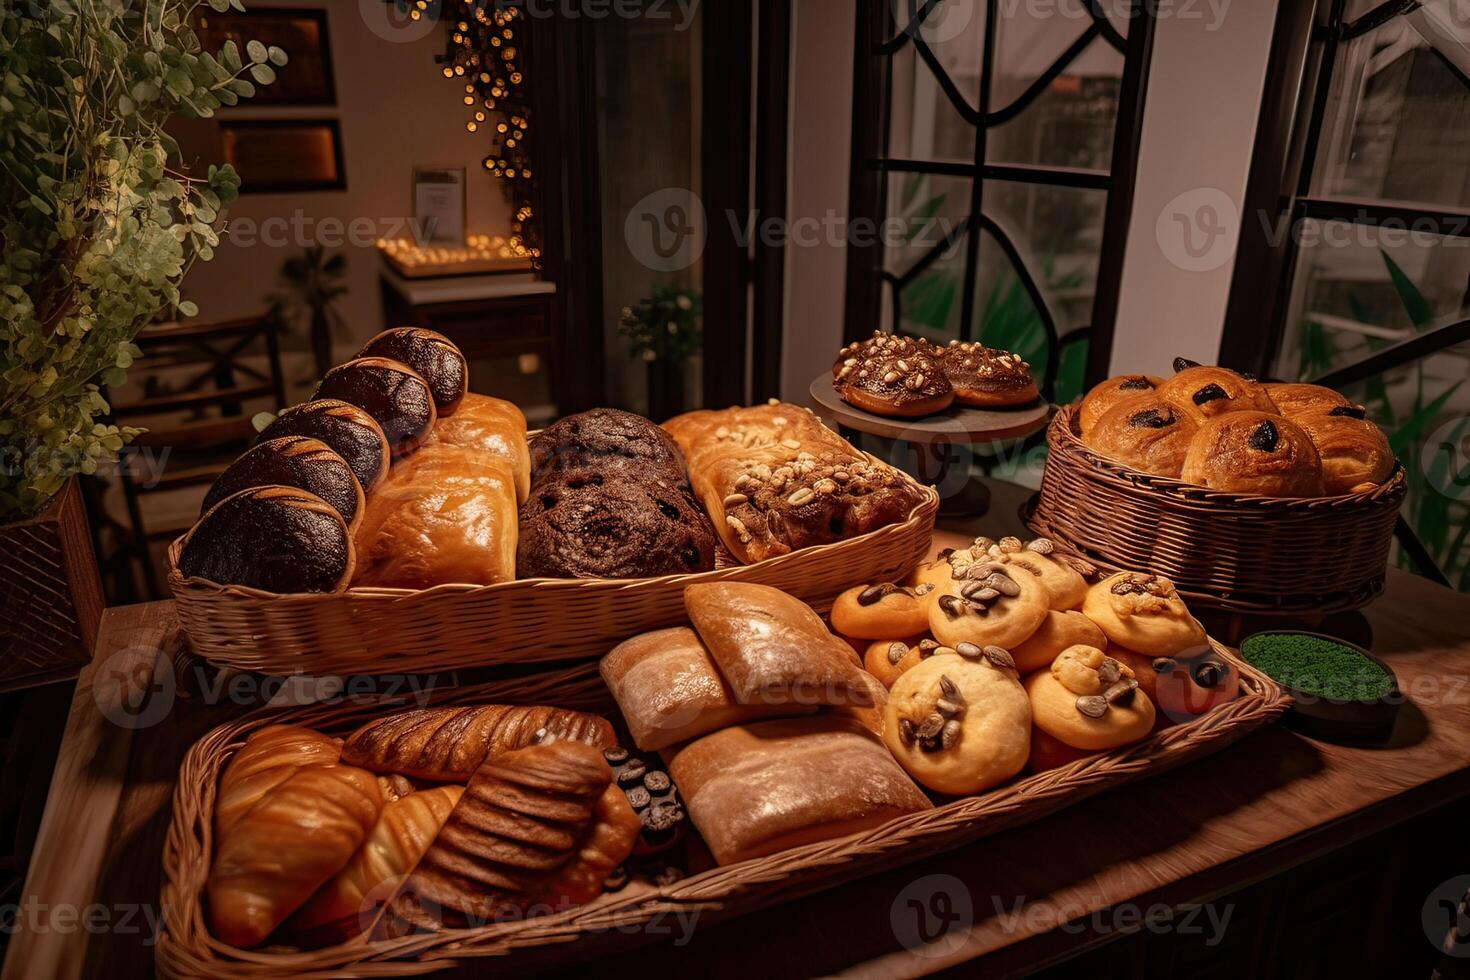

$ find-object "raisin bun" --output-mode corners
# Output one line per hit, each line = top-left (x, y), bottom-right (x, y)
(939, 341), (1038, 407)
(1264, 382), (1354, 420)
(1156, 359), (1278, 424)
(531, 408), (688, 484)
(1293, 407), (1395, 494)
(1180, 412), (1325, 496)
(1083, 395), (1201, 478)
(1077, 374), (1164, 436)
(834, 348), (954, 418)
(517, 470), (716, 579)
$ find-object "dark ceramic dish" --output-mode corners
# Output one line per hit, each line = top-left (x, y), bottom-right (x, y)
(1239, 630), (1401, 741)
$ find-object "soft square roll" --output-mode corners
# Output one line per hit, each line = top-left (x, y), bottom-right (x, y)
(668, 716), (931, 865)
(423, 392), (530, 503)
(600, 627), (815, 751)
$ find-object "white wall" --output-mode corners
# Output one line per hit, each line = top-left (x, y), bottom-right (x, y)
(176, 1), (514, 383)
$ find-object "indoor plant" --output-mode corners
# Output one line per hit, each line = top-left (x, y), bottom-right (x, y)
(618, 284), (702, 420)
(0, 0), (280, 685)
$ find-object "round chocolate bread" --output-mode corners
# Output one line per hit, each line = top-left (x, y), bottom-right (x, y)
(314, 357), (436, 457)
(178, 485), (354, 593)
(530, 407), (688, 483)
(517, 470), (716, 579)
(358, 327), (468, 416)
(258, 400), (391, 494)
(202, 436), (365, 528)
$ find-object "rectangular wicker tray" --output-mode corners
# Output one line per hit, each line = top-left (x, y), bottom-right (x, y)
(167, 457), (939, 676)
(156, 645), (1290, 978)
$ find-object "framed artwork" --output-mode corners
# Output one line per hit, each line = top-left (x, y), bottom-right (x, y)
(220, 119), (346, 193)
(412, 167), (467, 245)
(194, 7), (337, 106)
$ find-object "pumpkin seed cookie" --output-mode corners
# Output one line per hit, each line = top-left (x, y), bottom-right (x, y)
(961, 535), (1090, 611)
(1082, 571), (1206, 657)
(927, 551), (1049, 651)
(863, 637), (939, 689)
(831, 582), (933, 640)
(1025, 645), (1155, 750)
(1010, 609), (1108, 674)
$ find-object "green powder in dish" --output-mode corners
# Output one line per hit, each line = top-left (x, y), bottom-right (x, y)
(1240, 633), (1393, 702)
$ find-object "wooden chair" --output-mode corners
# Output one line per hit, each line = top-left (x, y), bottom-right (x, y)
(105, 315), (287, 598)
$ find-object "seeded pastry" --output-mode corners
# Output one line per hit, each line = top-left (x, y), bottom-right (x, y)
(938, 340), (1038, 408)
(832, 340), (954, 418)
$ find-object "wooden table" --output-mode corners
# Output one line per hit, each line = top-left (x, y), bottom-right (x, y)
(7, 520), (1470, 978)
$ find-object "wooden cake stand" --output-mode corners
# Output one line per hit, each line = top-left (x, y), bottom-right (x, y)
(809, 375), (1051, 516)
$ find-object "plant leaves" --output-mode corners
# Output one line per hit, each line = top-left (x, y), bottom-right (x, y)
(1381, 249), (1434, 330)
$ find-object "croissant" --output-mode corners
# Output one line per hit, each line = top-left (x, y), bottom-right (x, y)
(215, 725), (343, 835)
(207, 764), (383, 948)
(287, 784), (463, 946)
(341, 705), (616, 781)
(378, 741), (637, 935)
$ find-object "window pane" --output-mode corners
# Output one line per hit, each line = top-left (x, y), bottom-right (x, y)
(885, 16), (979, 165)
(982, 182), (1107, 336)
(890, 232), (969, 339)
(881, 172), (972, 278)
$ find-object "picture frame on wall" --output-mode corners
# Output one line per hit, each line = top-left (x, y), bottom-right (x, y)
(412, 166), (468, 245)
(194, 6), (337, 106)
(220, 119), (347, 193)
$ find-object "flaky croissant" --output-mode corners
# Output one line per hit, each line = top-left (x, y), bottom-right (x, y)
(215, 725), (343, 836)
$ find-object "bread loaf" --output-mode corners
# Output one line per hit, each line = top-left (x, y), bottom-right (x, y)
(424, 391), (530, 503)
(668, 715), (931, 865)
(342, 704), (616, 781)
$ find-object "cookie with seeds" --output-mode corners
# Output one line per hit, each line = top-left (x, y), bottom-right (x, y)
(927, 551), (1049, 651)
(939, 341), (1038, 408)
(835, 348), (955, 418)
(830, 582), (933, 639)
(1082, 572), (1206, 657)
(1025, 644), (1155, 751)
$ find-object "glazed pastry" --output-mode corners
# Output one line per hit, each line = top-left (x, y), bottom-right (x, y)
(1156, 360), (1279, 424)
(927, 554), (1049, 651)
(1265, 382), (1354, 419)
(517, 469), (716, 579)
(600, 626), (813, 751)
(883, 645), (1032, 795)
(532, 407), (689, 484)
(202, 436), (364, 529)
(257, 399), (391, 495)
(379, 741), (638, 933)
(863, 637), (939, 689)
(1078, 374), (1165, 436)
(1180, 412), (1325, 496)
(215, 725), (344, 834)
(287, 785), (463, 945)
(358, 327), (468, 415)
(351, 445), (518, 588)
(1025, 645), (1155, 751)
(178, 486), (353, 593)
(1027, 725), (1097, 773)
(1082, 572), (1206, 657)
(423, 392), (531, 504)
(314, 356), (437, 457)
(684, 583), (875, 708)
(665, 403), (927, 564)
(1293, 408), (1394, 494)
(830, 582), (933, 640)
(956, 536), (1089, 611)
(1083, 395), (1200, 478)
(342, 704), (616, 781)
(1010, 609), (1108, 674)
(207, 764), (382, 948)
(603, 747), (687, 856)
(834, 348), (955, 418)
(668, 715), (931, 865)
(939, 340), (1038, 407)
(1112, 646), (1239, 719)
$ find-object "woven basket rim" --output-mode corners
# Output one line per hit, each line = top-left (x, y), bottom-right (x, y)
(166, 453), (939, 599)
(156, 645), (1289, 978)
(1049, 404), (1407, 508)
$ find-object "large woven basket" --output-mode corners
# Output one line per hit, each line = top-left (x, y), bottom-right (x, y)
(1028, 405), (1407, 615)
(167, 457), (939, 675)
(156, 652), (1288, 978)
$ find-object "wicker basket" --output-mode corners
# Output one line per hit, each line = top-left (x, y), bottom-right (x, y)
(156, 652), (1289, 978)
(167, 457), (939, 675)
(1028, 406), (1407, 615)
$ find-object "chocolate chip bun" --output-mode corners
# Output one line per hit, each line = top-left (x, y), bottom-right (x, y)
(834, 349), (955, 418)
(1078, 374), (1165, 435)
(1180, 411), (1325, 496)
(1293, 408), (1394, 494)
(531, 407), (688, 483)
(939, 341), (1039, 407)
(517, 470), (716, 579)
(1083, 395), (1201, 478)
(257, 400), (391, 494)
(358, 327), (468, 416)
(202, 436), (364, 529)
(314, 357), (437, 457)
(1264, 382), (1355, 420)
(1156, 359), (1279, 424)
(178, 485), (354, 593)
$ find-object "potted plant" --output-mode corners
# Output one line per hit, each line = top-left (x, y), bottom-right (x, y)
(268, 245), (348, 381)
(0, 0), (280, 687)
(617, 284), (702, 421)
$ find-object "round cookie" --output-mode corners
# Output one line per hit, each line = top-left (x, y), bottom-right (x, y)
(358, 327), (469, 416)
(1113, 646), (1239, 720)
(1180, 411), (1325, 497)
(531, 407), (688, 483)
(313, 356), (437, 457)
(1156, 361), (1279, 424)
(966, 536), (1089, 611)
(906, 554), (957, 594)
(835, 349), (955, 418)
(178, 485), (354, 593)
(1293, 408), (1394, 495)
(1025, 645), (1155, 751)
(831, 583), (933, 640)
(1078, 373), (1165, 436)
(863, 637), (939, 689)
(938, 341), (1038, 407)
(1083, 572), (1206, 657)
(1010, 609), (1108, 674)
(517, 470), (716, 578)
(1265, 382), (1354, 420)
(202, 436), (364, 530)
(883, 649), (1032, 795)
(1083, 394), (1201, 478)
(257, 399), (391, 495)
(928, 555), (1049, 650)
